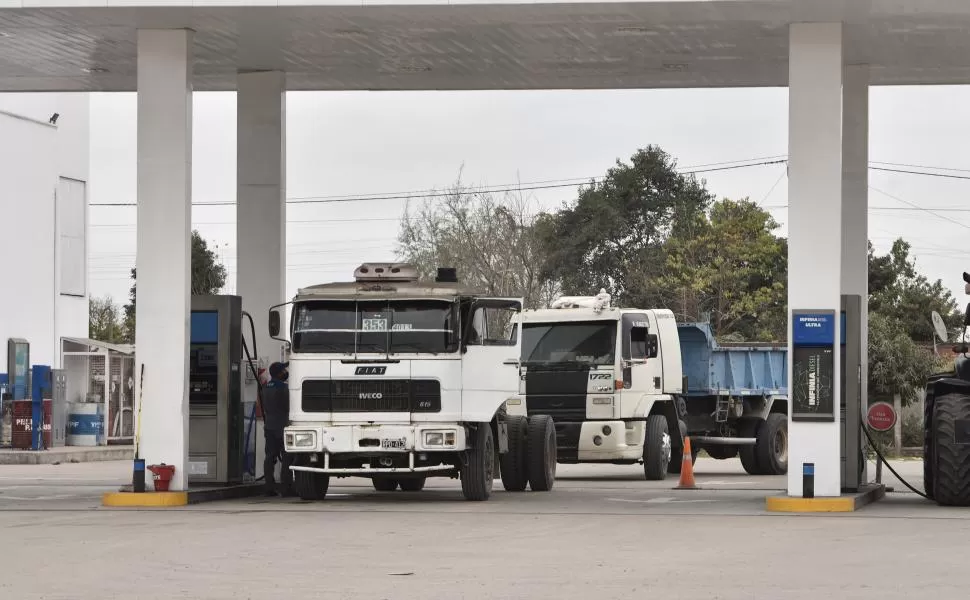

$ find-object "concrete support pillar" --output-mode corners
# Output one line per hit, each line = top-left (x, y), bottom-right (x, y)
(842, 64), (869, 482)
(236, 70), (286, 365)
(134, 29), (194, 491)
(787, 22), (843, 497)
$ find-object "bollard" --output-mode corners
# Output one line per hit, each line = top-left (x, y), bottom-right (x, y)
(802, 462), (815, 499)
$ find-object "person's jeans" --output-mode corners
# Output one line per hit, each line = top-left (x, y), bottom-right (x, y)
(264, 430), (293, 492)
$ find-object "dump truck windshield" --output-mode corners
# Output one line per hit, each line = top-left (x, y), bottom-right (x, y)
(292, 299), (459, 355)
(522, 321), (617, 366)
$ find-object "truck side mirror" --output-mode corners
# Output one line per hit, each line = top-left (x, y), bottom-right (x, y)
(646, 334), (659, 359)
(965, 304), (970, 328)
(269, 309), (281, 337)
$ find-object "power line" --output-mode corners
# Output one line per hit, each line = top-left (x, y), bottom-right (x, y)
(87, 157), (788, 208)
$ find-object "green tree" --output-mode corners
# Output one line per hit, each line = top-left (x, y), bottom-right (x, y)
(868, 239), (963, 342)
(88, 295), (126, 343)
(122, 230), (228, 342)
(653, 198), (788, 341)
(537, 146), (714, 307)
(868, 311), (942, 407)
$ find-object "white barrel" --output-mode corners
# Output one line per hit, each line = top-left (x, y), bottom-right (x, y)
(67, 402), (104, 446)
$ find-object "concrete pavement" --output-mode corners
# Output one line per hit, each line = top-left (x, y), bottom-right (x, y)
(0, 458), (964, 599)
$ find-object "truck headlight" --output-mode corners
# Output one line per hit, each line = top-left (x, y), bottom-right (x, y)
(592, 397), (612, 405)
(293, 432), (315, 448)
(424, 431), (456, 447)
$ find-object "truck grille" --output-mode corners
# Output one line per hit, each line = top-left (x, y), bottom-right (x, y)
(524, 369), (588, 421)
(300, 379), (441, 413)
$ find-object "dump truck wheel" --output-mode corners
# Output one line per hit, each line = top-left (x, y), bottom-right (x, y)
(372, 478), (399, 492)
(923, 391), (936, 500)
(643, 415), (671, 481)
(399, 478), (426, 492)
(931, 393), (970, 506)
(526, 415), (557, 492)
(756, 413), (788, 476)
(738, 418), (763, 475)
(461, 424), (495, 501)
(500, 415), (529, 492)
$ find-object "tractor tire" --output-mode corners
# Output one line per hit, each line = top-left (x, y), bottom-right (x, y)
(738, 418), (763, 475)
(756, 413), (789, 476)
(643, 414), (671, 481)
(704, 445), (739, 460)
(500, 415), (529, 492)
(526, 415), (557, 492)
(399, 478), (426, 492)
(931, 393), (970, 506)
(923, 392), (936, 500)
(372, 478), (399, 492)
(461, 424), (495, 501)
(293, 465), (330, 501)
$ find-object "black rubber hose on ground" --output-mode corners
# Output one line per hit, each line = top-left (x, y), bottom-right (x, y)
(860, 423), (929, 500)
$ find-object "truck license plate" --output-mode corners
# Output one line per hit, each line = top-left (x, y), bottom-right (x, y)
(381, 438), (406, 450)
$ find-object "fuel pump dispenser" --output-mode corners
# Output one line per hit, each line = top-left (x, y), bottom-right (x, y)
(840, 294), (867, 492)
(188, 295), (250, 485)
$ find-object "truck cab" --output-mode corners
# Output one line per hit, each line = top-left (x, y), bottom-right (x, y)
(507, 290), (688, 480)
(269, 263), (557, 501)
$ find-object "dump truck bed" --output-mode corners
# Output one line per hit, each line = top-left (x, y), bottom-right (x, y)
(676, 322), (788, 397)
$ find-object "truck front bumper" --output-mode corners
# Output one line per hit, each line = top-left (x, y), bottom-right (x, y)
(283, 423), (467, 455)
(576, 420), (645, 461)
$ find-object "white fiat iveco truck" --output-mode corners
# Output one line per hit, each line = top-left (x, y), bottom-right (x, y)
(268, 263), (557, 501)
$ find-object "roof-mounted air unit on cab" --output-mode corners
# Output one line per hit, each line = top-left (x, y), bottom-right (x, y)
(354, 262), (419, 283)
(550, 288), (612, 313)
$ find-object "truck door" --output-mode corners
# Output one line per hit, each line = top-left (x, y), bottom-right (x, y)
(621, 312), (660, 392)
(461, 298), (522, 421)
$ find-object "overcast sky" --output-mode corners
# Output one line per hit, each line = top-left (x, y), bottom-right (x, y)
(88, 86), (970, 311)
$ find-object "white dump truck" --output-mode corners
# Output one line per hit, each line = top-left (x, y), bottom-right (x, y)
(269, 263), (557, 501)
(508, 290), (789, 479)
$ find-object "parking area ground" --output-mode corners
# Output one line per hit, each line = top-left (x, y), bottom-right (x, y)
(0, 458), (965, 599)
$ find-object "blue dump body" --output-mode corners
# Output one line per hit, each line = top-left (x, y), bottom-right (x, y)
(676, 322), (788, 397)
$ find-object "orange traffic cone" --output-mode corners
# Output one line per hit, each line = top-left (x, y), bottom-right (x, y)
(675, 436), (697, 489)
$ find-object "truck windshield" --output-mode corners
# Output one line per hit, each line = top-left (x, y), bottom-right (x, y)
(292, 300), (459, 355)
(521, 321), (616, 366)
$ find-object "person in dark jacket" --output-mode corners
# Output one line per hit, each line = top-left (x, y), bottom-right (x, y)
(263, 362), (293, 496)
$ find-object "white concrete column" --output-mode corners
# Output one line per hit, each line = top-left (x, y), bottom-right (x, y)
(842, 64), (869, 484)
(787, 22), (844, 497)
(135, 29), (193, 491)
(236, 70), (286, 365)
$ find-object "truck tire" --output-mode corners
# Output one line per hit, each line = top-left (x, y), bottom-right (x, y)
(643, 414), (671, 481)
(399, 478), (426, 492)
(461, 424), (495, 501)
(756, 413), (788, 476)
(930, 393), (970, 506)
(704, 445), (739, 460)
(372, 478), (399, 492)
(500, 415), (529, 492)
(526, 415), (557, 492)
(738, 418), (763, 475)
(293, 467), (330, 501)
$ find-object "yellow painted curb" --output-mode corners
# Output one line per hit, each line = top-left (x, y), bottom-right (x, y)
(765, 496), (857, 512)
(102, 491), (188, 507)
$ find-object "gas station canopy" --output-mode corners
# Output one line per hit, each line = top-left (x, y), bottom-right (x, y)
(2, 1), (970, 92)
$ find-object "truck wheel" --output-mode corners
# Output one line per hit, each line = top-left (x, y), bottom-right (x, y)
(643, 415), (671, 481)
(756, 413), (788, 475)
(738, 418), (763, 475)
(705, 445), (738, 460)
(399, 478), (426, 492)
(461, 424), (495, 501)
(526, 415), (557, 492)
(372, 478), (399, 492)
(931, 393), (970, 506)
(293, 466), (330, 501)
(500, 415), (529, 491)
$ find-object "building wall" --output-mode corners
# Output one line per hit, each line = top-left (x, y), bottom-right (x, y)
(0, 93), (90, 371)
